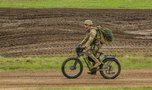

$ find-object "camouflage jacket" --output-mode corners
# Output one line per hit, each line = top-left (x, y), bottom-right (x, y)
(80, 27), (105, 51)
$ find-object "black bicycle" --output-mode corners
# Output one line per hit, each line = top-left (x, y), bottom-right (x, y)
(61, 46), (121, 79)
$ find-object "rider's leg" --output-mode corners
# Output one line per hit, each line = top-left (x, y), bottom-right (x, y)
(88, 56), (94, 62)
(94, 44), (101, 57)
(86, 51), (99, 75)
(85, 45), (102, 74)
(85, 50), (102, 68)
(87, 56), (97, 75)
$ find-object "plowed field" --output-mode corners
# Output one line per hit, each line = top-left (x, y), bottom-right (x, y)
(0, 8), (152, 57)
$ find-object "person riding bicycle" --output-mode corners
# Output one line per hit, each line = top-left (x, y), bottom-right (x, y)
(62, 20), (120, 78)
(79, 20), (107, 75)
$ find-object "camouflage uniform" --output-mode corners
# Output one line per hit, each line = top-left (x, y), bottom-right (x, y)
(80, 27), (105, 65)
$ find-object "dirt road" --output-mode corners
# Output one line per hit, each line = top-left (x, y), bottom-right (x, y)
(0, 69), (151, 89)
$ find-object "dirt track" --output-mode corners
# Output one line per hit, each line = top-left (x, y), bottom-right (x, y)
(0, 8), (152, 57)
(0, 69), (151, 89)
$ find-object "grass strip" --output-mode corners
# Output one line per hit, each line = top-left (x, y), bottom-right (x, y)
(0, 53), (152, 71)
(0, 0), (152, 9)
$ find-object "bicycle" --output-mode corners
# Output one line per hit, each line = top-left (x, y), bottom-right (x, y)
(61, 46), (121, 79)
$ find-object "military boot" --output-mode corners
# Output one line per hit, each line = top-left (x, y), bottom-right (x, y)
(92, 61), (101, 68)
(87, 68), (97, 75)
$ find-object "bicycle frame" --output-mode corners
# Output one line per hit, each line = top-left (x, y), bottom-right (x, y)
(75, 52), (98, 71)
(75, 51), (116, 71)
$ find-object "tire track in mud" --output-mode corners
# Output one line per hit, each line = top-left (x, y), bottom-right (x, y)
(0, 8), (152, 57)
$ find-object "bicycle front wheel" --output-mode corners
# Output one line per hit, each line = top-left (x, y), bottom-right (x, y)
(61, 58), (83, 79)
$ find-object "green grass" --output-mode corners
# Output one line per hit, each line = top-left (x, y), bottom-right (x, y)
(0, 0), (152, 9)
(0, 53), (152, 71)
(0, 56), (67, 71)
(119, 54), (152, 69)
(25, 86), (152, 90)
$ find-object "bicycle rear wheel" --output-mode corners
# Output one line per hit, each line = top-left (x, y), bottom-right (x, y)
(100, 58), (121, 79)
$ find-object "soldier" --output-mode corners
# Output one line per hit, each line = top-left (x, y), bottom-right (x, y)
(79, 20), (106, 75)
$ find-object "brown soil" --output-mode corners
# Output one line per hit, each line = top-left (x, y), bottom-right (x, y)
(0, 69), (152, 89)
(0, 8), (152, 57)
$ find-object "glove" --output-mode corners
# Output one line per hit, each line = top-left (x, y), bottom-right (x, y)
(76, 45), (84, 53)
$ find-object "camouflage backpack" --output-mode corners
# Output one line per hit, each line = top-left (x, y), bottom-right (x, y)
(96, 26), (114, 42)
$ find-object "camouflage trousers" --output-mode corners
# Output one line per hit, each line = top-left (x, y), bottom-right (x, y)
(84, 44), (101, 63)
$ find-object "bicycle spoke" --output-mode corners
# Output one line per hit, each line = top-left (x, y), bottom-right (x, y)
(62, 58), (82, 78)
(100, 59), (120, 78)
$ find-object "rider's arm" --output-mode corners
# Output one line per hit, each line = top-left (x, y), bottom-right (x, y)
(83, 29), (96, 49)
(79, 34), (89, 46)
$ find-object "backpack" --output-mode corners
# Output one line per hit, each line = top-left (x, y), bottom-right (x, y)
(96, 26), (114, 42)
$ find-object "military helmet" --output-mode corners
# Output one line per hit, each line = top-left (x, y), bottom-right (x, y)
(84, 20), (93, 25)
